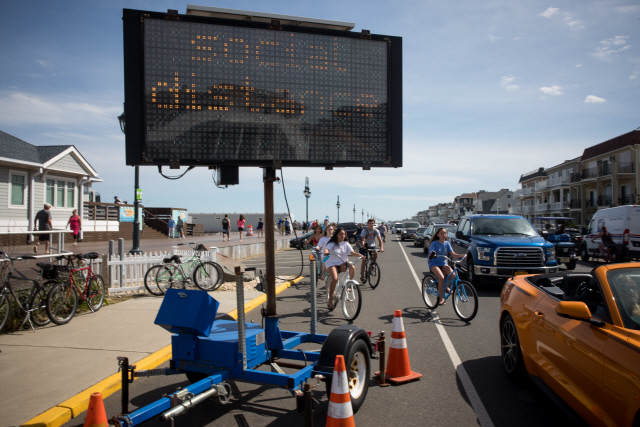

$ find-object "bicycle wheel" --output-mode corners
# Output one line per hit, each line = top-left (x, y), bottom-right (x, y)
(29, 283), (54, 327)
(368, 261), (381, 289)
(452, 280), (478, 322)
(47, 282), (78, 325)
(86, 275), (106, 312)
(421, 273), (439, 309)
(157, 267), (176, 292)
(144, 265), (168, 296)
(0, 290), (11, 332)
(193, 261), (223, 291)
(341, 280), (362, 321)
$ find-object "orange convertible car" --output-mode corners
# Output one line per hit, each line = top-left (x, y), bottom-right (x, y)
(500, 263), (640, 427)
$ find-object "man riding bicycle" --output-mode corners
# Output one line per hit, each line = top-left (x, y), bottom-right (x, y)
(378, 222), (387, 242)
(359, 218), (384, 282)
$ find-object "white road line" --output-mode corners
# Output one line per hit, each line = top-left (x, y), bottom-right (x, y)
(397, 241), (495, 427)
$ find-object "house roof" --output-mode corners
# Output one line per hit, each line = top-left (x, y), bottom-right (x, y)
(582, 130), (640, 161)
(519, 167), (546, 183)
(0, 130), (98, 176)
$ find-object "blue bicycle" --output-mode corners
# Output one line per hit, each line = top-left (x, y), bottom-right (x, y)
(422, 253), (478, 321)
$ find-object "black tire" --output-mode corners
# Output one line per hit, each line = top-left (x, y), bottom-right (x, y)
(47, 283), (78, 325)
(580, 245), (590, 262)
(500, 313), (527, 380)
(452, 280), (478, 321)
(193, 261), (223, 291)
(86, 275), (106, 311)
(157, 266), (178, 291)
(421, 273), (439, 309)
(423, 244), (428, 254)
(325, 338), (371, 414)
(368, 261), (381, 289)
(609, 247), (618, 263)
(302, 242), (312, 250)
(0, 291), (11, 333)
(467, 258), (479, 287)
(144, 265), (167, 296)
(29, 284), (53, 327)
(341, 281), (362, 321)
(348, 235), (357, 245)
(566, 258), (577, 270)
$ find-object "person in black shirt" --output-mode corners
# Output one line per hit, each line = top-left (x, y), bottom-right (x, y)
(34, 203), (53, 254)
(222, 214), (230, 242)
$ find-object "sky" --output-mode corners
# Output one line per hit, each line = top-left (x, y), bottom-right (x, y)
(1, 1), (639, 224)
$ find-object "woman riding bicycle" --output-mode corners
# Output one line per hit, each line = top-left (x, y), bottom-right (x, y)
(324, 227), (364, 310)
(315, 223), (336, 281)
(428, 227), (464, 306)
(306, 224), (324, 247)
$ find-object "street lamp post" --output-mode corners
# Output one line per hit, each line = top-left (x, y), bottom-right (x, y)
(117, 111), (143, 255)
(303, 177), (311, 224)
(336, 196), (340, 223)
(361, 209), (364, 223)
(353, 204), (355, 222)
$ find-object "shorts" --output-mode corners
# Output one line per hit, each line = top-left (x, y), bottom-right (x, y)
(359, 246), (376, 257)
(71, 230), (79, 237)
(603, 242), (615, 248)
(222, 229), (229, 235)
(238, 227), (244, 232)
(257, 225), (264, 230)
(39, 233), (50, 242)
(176, 226), (183, 232)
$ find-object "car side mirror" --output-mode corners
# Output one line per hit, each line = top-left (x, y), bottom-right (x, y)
(456, 230), (464, 239)
(555, 301), (604, 326)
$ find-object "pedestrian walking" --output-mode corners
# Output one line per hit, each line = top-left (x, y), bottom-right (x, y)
(167, 217), (175, 238)
(237, 214), (246, 243)
(278, 217), (284, 235)
(66, 209), (82, 245)
(284, 217), (291, 235)
(33, 203), (53, 254)
(222, 214), (230, 242)
(257, 217), (264, 238)
(177, 216), (185, 239)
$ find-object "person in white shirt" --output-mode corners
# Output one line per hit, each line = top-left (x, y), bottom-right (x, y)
(323, 227), (363, 310)
(315, 223), (336, 281)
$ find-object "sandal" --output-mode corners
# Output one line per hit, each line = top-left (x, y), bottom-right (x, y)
(439, 299), (446, 306)
(327, 304), (335, 311)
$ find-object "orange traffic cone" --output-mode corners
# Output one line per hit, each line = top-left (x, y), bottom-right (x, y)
(377, 310), (422, 384)
(326, 355), (355, 427)
(247, 225), (253, 236)
(84, 392), (108, 427)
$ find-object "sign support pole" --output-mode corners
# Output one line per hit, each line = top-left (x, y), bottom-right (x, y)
(263, 167), (277, 316)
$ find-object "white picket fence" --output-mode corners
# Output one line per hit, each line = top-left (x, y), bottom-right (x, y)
(101, 249), (219, 294)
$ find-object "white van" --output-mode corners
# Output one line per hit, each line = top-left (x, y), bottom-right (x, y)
(581, 205), (640, 261)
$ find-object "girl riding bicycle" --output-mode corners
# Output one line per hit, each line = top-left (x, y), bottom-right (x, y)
(324, 227), (364, 310)
(428, 227), (464, 306)
(315, 223), (336, 281)
(306, 224), (324, 247)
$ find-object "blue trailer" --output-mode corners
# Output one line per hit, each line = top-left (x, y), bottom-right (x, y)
(112, 261), (377, 426)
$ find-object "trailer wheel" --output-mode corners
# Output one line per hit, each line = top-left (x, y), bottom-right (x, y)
(325, 338), (370, 413)
(566, 258), (577, 270)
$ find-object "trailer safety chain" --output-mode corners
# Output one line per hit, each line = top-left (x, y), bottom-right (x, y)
(112, 414), (133, 427)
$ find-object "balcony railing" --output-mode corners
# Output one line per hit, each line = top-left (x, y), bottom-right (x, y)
(535, 203), (549, 212)
(582, 168), (598, 180)
(619, 162), (635, 174)
(600, 164), (612, 177)
(569, 199), (582, 209)
(548, 177), (570, 187)
(536, 180), (548, 191)
(570, 173), (581, 183)
(597, 195), (612, 207)
(586, 198), (598, 208)
(619, 194), (636, 205)
(522, 205), (533, 213)
(550, 201), (570, 211)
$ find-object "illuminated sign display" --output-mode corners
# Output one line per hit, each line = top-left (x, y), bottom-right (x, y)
(123, 9), (402, 168)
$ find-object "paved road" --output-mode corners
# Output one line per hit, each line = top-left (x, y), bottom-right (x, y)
(62, 238), (590, 426)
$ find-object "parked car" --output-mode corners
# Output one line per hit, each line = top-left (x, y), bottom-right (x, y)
(500, 263), (640, 426)
(413, 227), (429, 247)
(289, 231), (313, 249)
(337, 222), (360, 245)
(400, 221), (421, 241)
(422, 224), (457, 253)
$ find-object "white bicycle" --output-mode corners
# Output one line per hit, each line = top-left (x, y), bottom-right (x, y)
(326, 254), (363, 321)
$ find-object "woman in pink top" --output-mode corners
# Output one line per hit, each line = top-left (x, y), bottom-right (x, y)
(66, 209), (82, 245)
(237, 214), (245, 242)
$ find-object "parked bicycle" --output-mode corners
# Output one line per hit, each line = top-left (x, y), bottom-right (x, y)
(360, 249), (381, 289)
(144, 243), (224, 295)
(422, 253), (478, 321)
(46, 253), (106, 325)
(0, 251), (57, 332)
(326, 253), (363, 321)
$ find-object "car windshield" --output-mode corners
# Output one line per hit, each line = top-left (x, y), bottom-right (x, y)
(403, 222), (420, 228)
(472, 218), (538, 236)
(417, 227), (428, 233)
(607, 269), (640, 330)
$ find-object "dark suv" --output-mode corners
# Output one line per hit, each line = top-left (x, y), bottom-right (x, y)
(400, 221), (421, 241)
(337, 222), (360, 244)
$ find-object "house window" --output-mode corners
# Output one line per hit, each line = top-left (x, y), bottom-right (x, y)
(506, 194), (512, 198)
(45, 177), (76, 208)
(10, 172), (27, 206)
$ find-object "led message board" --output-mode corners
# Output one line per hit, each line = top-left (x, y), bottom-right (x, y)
(123, 9), (402, 168)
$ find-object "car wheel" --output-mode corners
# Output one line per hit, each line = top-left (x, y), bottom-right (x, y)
(580, 245), (590, 262)
(467, 258), (479, 286)
(348, 235), (357, 245)
(500, 314), (526, 381)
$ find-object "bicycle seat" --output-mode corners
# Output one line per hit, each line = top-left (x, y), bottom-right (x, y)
(36, 262), (55, 270)
(164, 254), (182, 264)
(82, 252), (99, 260)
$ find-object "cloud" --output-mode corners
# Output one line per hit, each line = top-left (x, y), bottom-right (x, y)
(0, 92), (121, 128)
(576, 64), (583, 68)
(614, 5), (640, 13)
(540, 85), (563, 96)
(565, 19), (585, 30)
(584, 95), (606, 103)
(631, 70), (640, 80)
(501, 75), (519, 91)
(591, 36), (631, 61)
(36, 59), (50, 68)
(540, 7), (559, 18)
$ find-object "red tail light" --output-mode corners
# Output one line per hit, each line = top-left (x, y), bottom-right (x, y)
(624, 229), (630, 244)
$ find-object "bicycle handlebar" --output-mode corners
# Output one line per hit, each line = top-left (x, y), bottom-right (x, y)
(429, 252), (468, 264)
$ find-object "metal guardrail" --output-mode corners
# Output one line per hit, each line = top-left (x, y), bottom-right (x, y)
(0, 229), (72, 259)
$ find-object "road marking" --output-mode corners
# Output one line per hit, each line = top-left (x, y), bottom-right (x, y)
(397, 241), (495, 427)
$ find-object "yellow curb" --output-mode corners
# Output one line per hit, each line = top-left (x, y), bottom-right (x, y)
(21, 276), (303, 427)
